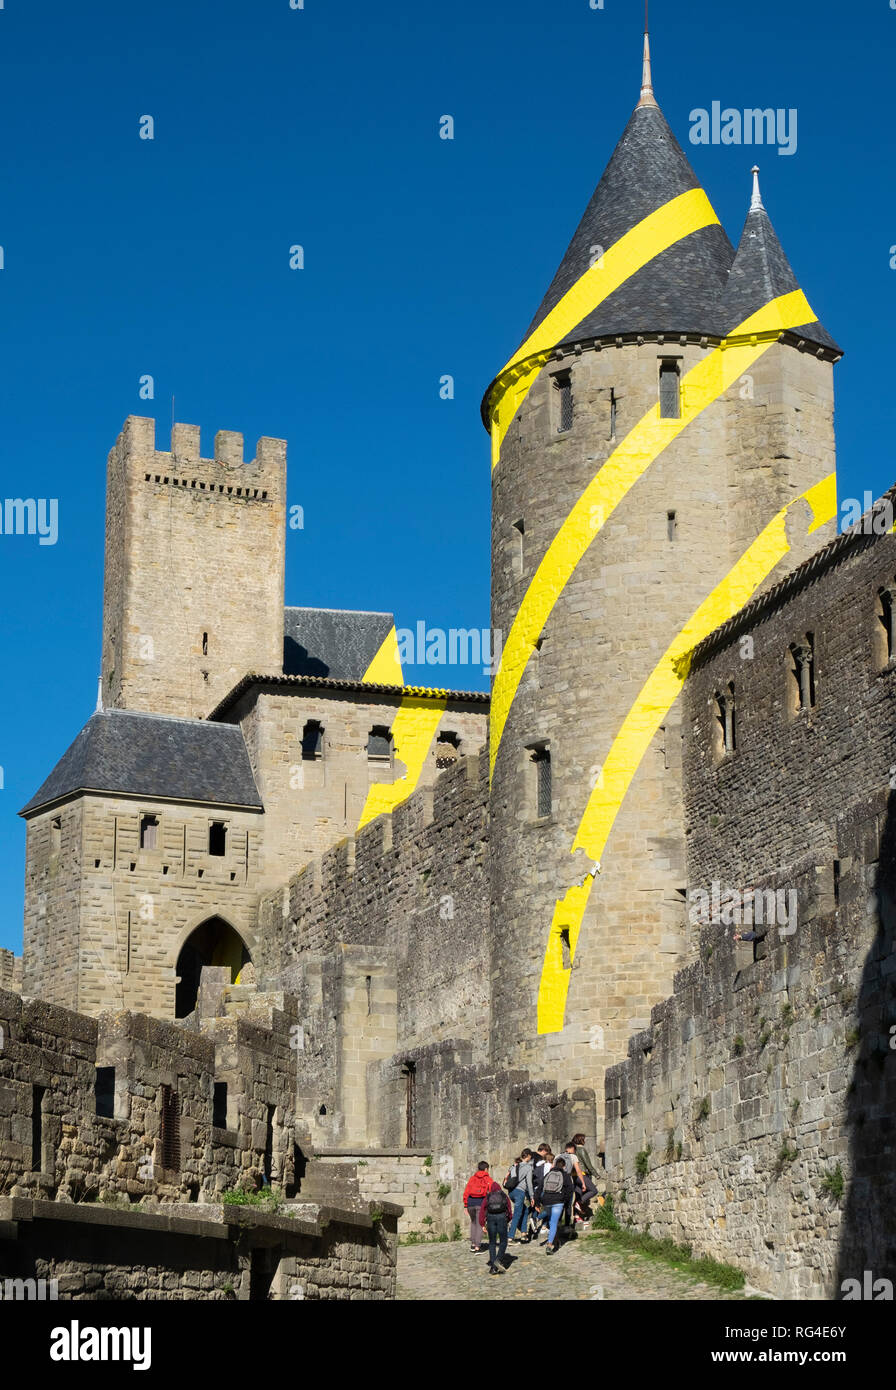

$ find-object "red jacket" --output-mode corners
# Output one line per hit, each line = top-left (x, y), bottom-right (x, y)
(463, 1170), (494, 1207)
(477, 1182), (512, 1226)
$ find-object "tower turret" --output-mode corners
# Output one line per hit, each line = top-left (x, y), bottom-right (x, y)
(485, 35), (840, 1095)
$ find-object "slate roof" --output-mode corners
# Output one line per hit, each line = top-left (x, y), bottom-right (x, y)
(207, 673), (490, 722)
(518, 103), (735, 353)
(20, 710), (263, 817)
(721, 201), (841, 354)
(283, 607), (395, 680)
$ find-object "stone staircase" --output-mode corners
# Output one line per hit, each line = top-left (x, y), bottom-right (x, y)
(293, 1159), (365, 1212)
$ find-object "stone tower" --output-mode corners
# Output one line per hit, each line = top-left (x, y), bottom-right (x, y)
(101, 416), (287, 719)
(483, 34), (841, 1095)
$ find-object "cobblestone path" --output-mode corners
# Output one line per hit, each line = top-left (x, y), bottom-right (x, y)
(396, 1229), (753, 1301)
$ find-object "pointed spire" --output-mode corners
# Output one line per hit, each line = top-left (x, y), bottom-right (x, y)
(638, 22), (657, 109)
(750, 165), (764, 212)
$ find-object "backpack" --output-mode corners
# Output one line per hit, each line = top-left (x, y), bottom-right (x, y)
(504, 1165), (519, 1193)
(486, 1186), (507, 1215)
(542, 1168), (565, 1198)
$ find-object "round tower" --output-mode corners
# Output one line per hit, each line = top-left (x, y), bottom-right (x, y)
(484, 32), (841, 1093)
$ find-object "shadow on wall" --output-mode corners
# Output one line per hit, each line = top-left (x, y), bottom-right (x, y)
(836, 791), (896, 1295)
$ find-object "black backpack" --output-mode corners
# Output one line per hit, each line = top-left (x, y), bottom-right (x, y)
(504, 1165), (519, 1193)
(486, 1186), (507, 1214)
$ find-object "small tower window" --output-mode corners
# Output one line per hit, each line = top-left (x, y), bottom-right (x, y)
(659, 359), (681, 419)
(554, 370), (573, 433)
(208, 821), (228, 857)
(140, 814), (159, 850)
(201, 631), (209, 656)
(368, 726), (393, 762)
(95, 1067), (115, 1120)
(213, 1081), (228, 1130)
(301, 720), (324, 761)
(512, 519), (525, 578)
(789, 634), (816, 712)
(667, 510), (677, 541)
(609, 388), (617, 439)
(714, 683), (736, 756)
(159, 1085), (181, 1172)
(877, 587), (894, 666)
(50, 817), (61, 852)
(529, 743), (552, 818)
(435, 730), (461, 769)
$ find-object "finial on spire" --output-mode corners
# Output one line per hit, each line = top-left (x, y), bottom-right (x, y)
(750, 165), (764, 212)
(637, 13), (657, 108)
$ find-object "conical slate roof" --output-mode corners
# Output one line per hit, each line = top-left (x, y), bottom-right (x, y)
(720, 179), (841, 353)
(515, 101), (735, 355)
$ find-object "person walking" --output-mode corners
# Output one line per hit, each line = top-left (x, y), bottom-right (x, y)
(506, 1148), (535, 1243)
(539, 1156), (574, 1254)
(572, 1132), (600, 1218)
(479, 1176), (513, 1274)
(462, 1161), (493, 1252)
(531, 1145), (553, 1238)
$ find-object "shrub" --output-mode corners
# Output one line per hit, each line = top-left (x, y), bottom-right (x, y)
(635, 1148), (651, 1180)
(451, 1221), (462, 1241)
(696, 1096), (711, 1122)
(437, 1182), (451, 1200)
(733, 1035), (745, 1056)
(820, 1163), (844, 1201)
(220, 1185), (281, 1212)
(592, 1194), (619, 1230)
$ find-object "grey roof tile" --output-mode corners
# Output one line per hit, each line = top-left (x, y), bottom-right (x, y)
(20, 710), (263, 817)
(283, 608), (395, 680)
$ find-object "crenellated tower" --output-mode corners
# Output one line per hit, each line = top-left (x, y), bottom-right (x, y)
(101, 416), (287, 720)
(483, 31), (841, 1095)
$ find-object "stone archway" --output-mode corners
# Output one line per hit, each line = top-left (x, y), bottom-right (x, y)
(174, 916), (251, 1019)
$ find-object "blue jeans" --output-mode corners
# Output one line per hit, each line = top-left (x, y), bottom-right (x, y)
(486, 1213), (509, 1267)
(543, 1204), (563, 1244)
(508, 1187), (529, 1238)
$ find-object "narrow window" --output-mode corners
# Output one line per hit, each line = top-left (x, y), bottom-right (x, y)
(667, 510), (677, 542)
(202, 631), (209, 656)
(435, 730), (460, 769)
(877, 588), (894, 665)
(714, 684), (736, 755)
(659, 359), (681, 419)
(367, 726), (393, 762)
(790, 634), (816, 711)
(301, 719), (324, 761)
(208, 821), (227, 857)
(213, 1081), (228, 1129)
(609, 388), (617, 439)
(402, 1062), (417, 1148)
(530, 744), (552, 818)
(554, 370), (573, 433)
(31, 1085), (46, 1172)
(95, 1067), (115, 1119)
(159, 1085), (181, 1172)
(559, 927), (571, 972)
(50, 817), (61, 852)
(512, 519), (525, 578)
(264, 1105), (276, 1183)
(140, 814), (159, 850)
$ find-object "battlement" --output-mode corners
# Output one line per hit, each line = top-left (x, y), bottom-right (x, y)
(108, 416), (287, 502)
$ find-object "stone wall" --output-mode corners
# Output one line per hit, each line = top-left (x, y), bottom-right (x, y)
(257, 752), (491, 1061)
(23, 796), (264, 1018)
(230, 684), (486, 895)
(0, 1197), (398, 1300)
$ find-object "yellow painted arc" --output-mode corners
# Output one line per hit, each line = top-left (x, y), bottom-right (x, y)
(356, 696), (447, 832)
(361, 625), (404, 685)
(535, 472), (838, 1034)
(490, 288), (817, 781)
(489, 188), (722, 468)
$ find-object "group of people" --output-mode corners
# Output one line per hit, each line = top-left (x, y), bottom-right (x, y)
(461, 1134), (601, 1275)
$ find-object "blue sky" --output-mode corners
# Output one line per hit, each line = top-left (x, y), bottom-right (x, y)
(1, 0), (894, 952)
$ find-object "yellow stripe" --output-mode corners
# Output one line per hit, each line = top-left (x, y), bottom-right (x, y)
(361, 625), (404, 685)
(489, 188), (721, 467)
(535, 472), (837, 1034)
(490, 288), (817, 781)
(356, 696), (447, 831)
